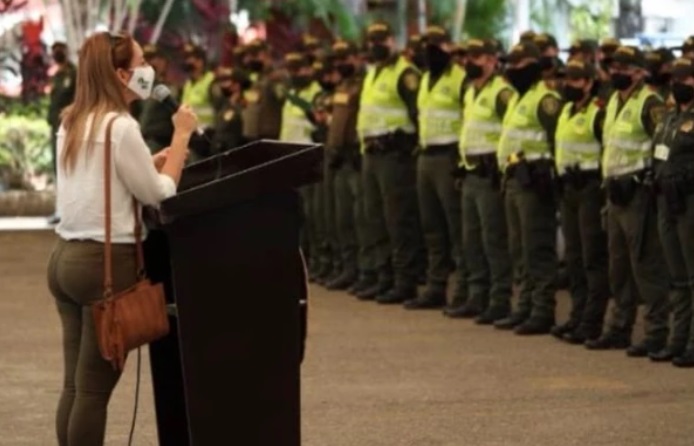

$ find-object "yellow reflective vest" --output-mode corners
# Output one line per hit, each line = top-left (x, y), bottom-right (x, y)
(279, 81), (322, 144)
(416, 65), (466, 147)
(555, 100), (602, 174)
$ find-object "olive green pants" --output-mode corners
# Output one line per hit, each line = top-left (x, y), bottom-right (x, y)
(334, 162), (375, 275)
(47, 239), (138, 446)
(559, 179), (609, 333)
(462, 173), (512, 311)
(321, 162), (341, 272)
(606, 187), (669, 346)
(657, 194), (694, 352)
(362, 150), (421, 288)
(416, 149), (465, 298)
(504, 178), (558, 321)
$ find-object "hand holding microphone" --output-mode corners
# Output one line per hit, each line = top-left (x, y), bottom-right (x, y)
(152, 85), (203, 137)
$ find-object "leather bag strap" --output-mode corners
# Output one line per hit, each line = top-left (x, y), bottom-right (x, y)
(103, 114), (145, 297)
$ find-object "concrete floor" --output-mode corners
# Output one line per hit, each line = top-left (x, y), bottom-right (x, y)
(2, 231), (693, 446)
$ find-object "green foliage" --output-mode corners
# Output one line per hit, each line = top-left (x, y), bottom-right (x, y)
(568, 0), (613, 41)
(0, 111), (52, 190)
(428, 0), (509, 40)
(530, 0), (554, 32)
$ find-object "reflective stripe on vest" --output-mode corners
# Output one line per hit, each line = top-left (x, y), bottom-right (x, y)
(555, 101), (602, 174)
(357, 56), (416, 140)
(417, 65), (465, 146)
(181, 71), (215, 127)
(602, 86), (656, 178)
(497, 81), (559, 169)
(459, 76), (512, 158)
(279, 82), (321, 144)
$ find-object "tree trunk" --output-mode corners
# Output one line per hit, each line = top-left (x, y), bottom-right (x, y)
(617, 0), (642, 38)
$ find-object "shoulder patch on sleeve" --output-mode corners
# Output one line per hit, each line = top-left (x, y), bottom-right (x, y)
(649, 104), (666, 126)
(541, 95), (560, 116)
(403, 72), (420, 91)
(498, 88), (513, 105)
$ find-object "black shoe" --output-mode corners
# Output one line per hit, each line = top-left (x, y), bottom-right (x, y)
(356, 281), (393, 301)
(348, 275), (377, 295)
(494, 312), (528, 330)
(377, 287), (416, 305)
(515, 318), (554, 335)
(317, 269), (341, 286)
(475, 306), (510, 325)
(443, 302), (483, 319)
(673, 350), (694, 368)
(563, 327), (601, 345)
(47, 214), (60, 225)
(550, 321), (578, 340)
(627, 341), (664, 358)
(649, 346), (686, 363)
(326, 271), (358, 291)
(404, 291), (446, 310)
(585, 332), (630, 350)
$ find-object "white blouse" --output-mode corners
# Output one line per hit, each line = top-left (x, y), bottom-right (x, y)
(55, 112), (176, 243)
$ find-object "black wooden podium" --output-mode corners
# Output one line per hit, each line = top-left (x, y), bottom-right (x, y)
(143, 140), (322, 446)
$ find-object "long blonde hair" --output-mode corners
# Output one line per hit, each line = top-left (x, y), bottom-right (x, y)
(60, 32), (134, 172)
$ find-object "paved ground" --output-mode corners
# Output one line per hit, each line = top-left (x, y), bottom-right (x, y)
(2, 230), (693, 446)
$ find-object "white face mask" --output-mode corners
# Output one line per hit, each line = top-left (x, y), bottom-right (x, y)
(127, 65), (155, 99)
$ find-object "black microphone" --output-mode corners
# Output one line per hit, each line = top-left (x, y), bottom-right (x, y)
(152, 84), (206, 137)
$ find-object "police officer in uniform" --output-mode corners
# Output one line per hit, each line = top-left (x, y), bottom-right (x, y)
(494, 42), (563, 335)
(455, 38), (515, 323)
(47, 41), (76, 224)
(356, 22), (423, 303)
(242, 40), (286, 142)
(534, 33), (563, 88)
(325, 41), (374, 291)
(280, 53), (324, 278)
(596, 38), (620, 103)
(404, 26), (467, 311)
(651, 57), (694, 367)
(181, 44), (216, 159)
(47, 42), (76, 175)
(585, 46), (670, 357)
(645, 48), (675, 102)
(136, 44), (176, 153)
(550, 60), (610, 344)
(211, 67), (250, 154)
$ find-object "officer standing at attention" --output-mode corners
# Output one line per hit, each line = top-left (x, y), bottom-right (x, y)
(46, 41), (76, 225)
(585, 46), (670, 357)
(493, 42), (563, 335)
(325, 40), (374, 292)
(242, 39), (286, 142)
(651, 57), (694, 367)
(454, 38), (515, 324)
(550, 60), (610, 344)
(404, 25), (467, 311)
(211, 67), (250, 154)
(356, 22), (423, 303)
(180, 43), (216, 159)
(279, 53), (324, 280)
(47, 42), (76, 175)
(136, 44), (176, 153)
(644, 48), (675, 102)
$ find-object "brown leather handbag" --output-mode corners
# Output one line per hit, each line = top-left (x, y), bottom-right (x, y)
(92, 115), (170, 371)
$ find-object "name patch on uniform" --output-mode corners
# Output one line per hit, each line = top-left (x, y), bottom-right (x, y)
(654, 144), (670, 161)
(223, 110), (235, 121)
(333, 92), (349, 105)
(680, 120), (694, 133)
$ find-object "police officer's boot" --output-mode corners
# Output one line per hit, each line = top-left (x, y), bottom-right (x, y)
(326, 269), (358, 291)
(357, 275), (393, 301)
(475, 305), (510, 325)
(649, 344), (687, 362)
(672, 349), (694, 368)
(626, 339), (666, 358)
(404, 288), (446, 310)
(562, 324), (602, 345)
(515, 317), (554, 335)
(377, 282), (417, 305)
(550, 319), (579, 341)
(444, 295), (486, 319)
(349, 271), (377, 296)
(494, 311), (530, 330)
(585, 331), (631, 350)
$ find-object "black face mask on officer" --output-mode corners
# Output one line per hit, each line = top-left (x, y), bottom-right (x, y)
(336, 62), (356, 79)
(539, 55), (556, 71)
(563, 84), (587, 103)
(672, 81), (694, 105)
(426, 44), (451, 75)
(370, 42), (390, 62)
(506, 62), (541, 95)
(53, 50), (67, 64)
(464, 61), (484, 80)
(412, 48), (427, 70)
(610, 72), (635, 91)
(291, 74), (312, 89)
(248, 59), (264, 73)
(645, 69), (672, 87)
(319, 79), (336, 92)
